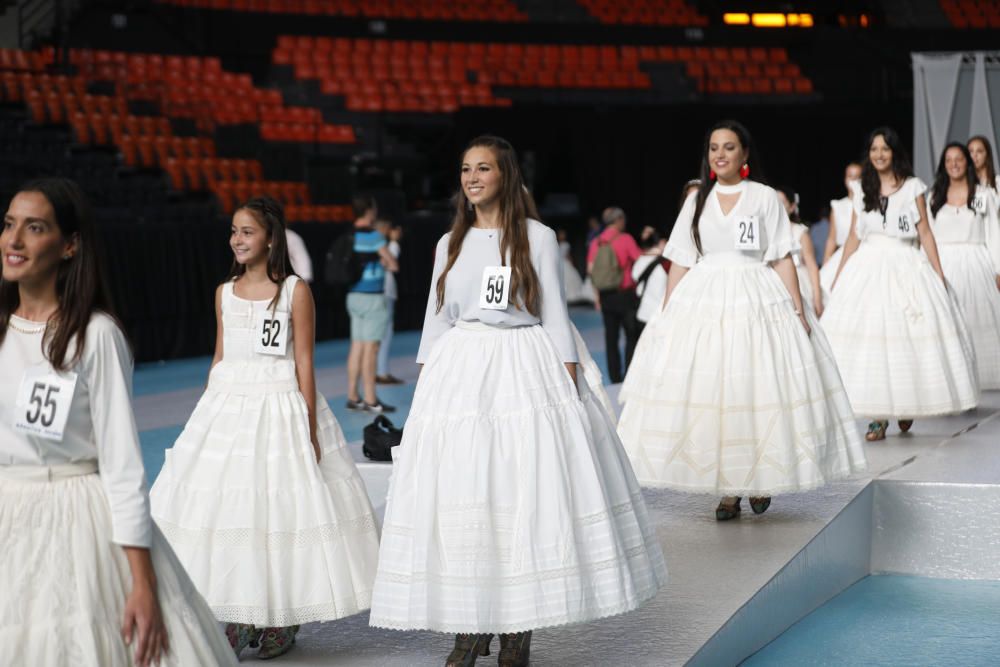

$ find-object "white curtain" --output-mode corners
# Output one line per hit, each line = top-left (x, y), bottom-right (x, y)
(912, 52), (1000, 184)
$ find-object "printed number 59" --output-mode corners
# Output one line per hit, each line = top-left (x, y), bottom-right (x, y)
(486, 274), (504, 304)
(261, 319), (281, 347)
(26, 381), (59, 427)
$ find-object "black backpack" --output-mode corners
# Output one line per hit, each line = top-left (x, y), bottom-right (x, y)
(362, 416), (403, 461)
(324, 233), (365, 287)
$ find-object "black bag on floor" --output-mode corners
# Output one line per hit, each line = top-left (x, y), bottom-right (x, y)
(362, 415), (403, 461)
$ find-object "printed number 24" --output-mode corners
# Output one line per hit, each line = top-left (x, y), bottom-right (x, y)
(261, 319), (281, 348)
(26, 381), (59, 427)
(739, 221), (755, 244)
(485, 274), (505, 305)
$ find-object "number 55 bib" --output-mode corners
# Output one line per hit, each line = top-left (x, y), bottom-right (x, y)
(14, 365), (78, 441)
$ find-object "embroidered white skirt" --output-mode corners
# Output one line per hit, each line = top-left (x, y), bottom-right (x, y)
(820, 235), (980, 417)
(0, 463), (236, 666)
(369, 322), (667, 633)
(572, 323), (617, 422)
(150, 360), (381, 626)
(818, 245), (844, 300)
(618, 256), (866, 495)
(938, 243), (1000, 389)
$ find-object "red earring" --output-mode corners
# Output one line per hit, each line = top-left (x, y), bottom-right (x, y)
(709, 169), (717, 180)
(740, 163), (750, 179)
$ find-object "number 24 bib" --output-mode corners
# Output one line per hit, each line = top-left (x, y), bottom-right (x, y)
(734, 215), (761, 250)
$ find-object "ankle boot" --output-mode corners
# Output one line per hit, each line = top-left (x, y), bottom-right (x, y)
(445, 633), (493, 667)
(498, 631), (532, 667)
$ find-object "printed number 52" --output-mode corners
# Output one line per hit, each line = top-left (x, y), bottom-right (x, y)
(486, 274), (504, 304)
(261, 319), (281, 347)
(26, 381), (59, 427)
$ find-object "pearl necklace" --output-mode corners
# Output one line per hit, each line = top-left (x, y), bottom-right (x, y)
(8, 317), (46, 335)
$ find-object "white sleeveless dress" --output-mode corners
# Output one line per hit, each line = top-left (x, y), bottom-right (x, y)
(151, 276), (380, 627)
(618, 182), (865, 495)
(820, 178), (979, 417)
(929, 186), (1000, 389)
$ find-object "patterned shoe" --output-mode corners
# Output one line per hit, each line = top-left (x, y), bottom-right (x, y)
(749, 496), (772, 515)
(715, 497), (742, 521)
(866, 420), (889, 442)
(225, 623), (260, 659)
(257, 625), (299, 660)
(898, 419), (914, 433)
(445, 633), (493, 667)
(498, 631), (532, 667)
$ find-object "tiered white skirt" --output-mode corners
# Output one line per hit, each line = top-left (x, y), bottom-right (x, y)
(820, 236), (979, 417)
(618, 258), (866, 495)
(938, 243), (1000, 389)
(369, 322), (667, 633)
(572, 323), (617, 422)
(818, 245), (844, 299)
(150, 360), (380, 626)
(0, 464), (236, 666)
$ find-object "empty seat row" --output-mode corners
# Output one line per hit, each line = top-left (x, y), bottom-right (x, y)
(157, 0), (527, 22)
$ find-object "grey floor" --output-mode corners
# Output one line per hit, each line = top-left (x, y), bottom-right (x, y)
(233, 389), (1000, 667)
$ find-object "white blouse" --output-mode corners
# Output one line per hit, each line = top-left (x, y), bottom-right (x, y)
(417, 218), (578, 364)
(929, 185), (1000, 273)
(850, 177), (926, 241)
(830, 196), (853, 247)
(664, 180), (796, 268)
(0, 313), (151, 547)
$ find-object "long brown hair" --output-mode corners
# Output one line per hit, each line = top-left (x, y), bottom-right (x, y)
(968, 135), (997, 188)
(225, 196), (295, 310)
(930, 142), (977, 217)
(435, 135), (540, 315)
(860, 127), (913, 212)
(0, 177), (123, 371)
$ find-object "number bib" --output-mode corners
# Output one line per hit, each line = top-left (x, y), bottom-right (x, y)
(13, 366), (78, 441)
(895, 211), (914, 234)
(734, 215), (760, 250)
(973, 193), (988, 215)
(253, 310), (290, 356)
(479, 266), (512, 310)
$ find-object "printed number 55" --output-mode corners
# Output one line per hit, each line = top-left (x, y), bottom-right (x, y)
(26, 381), (60, 427)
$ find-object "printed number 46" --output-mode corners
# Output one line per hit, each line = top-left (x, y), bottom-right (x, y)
(739, 221), (755, 244)
(26, 381), (59, 427)
(898, 214), (910, 233)
(261, 319), (281, 347)
(486, 274), (505, 304)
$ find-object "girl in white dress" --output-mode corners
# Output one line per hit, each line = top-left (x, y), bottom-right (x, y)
(150, 197), (380, 660)
(819, 162), (863, 297)
(557, 227), (588, 303)
(777, 187), (824, 316)
(927, 142), (1000, 389)
(618, 121), (865, 521)
(0, 178), (235, 667)
(968, 135), (1000, 202)
(369, 136), (667, 667)
(821, 127), (979, 441)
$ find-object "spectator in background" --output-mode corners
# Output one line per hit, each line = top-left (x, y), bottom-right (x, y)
(632, 226), (668, 337)
(586, 214), (604, 245)
(345, 195), (398, 413)
(376, 220), (403, 385)
(587, 206), (641, 383)
(286, 227), (313, 282)
(558, 227), (589, 303)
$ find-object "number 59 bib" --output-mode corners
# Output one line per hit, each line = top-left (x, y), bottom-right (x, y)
(479, 266), (512, 310)
(14, 366), (78, 441)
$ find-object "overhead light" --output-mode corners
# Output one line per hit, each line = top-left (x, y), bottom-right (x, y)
(724, 12), (814, 28)
(723, 13), (751, 25)
(752, 13), (786, 27)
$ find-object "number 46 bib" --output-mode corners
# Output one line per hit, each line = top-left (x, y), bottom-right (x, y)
(734, 215), (761, 250)
(14, 366), (78, 442)
(479, 266), (512, 310)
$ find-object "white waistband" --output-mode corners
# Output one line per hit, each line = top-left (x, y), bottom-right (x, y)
(208, 378), (300, 395)
(0, 461), (98, 482)
(863, 234), (918, 248)
(455, 320), (532, 332)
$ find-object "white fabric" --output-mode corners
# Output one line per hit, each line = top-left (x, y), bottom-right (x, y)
(617, 251), (866, 494)
(370, 322), (667, 633)
(0, 313), (151, 547)
(0, 464), (236, 666)
(560, 240), (588, 303)
(286, 228), (313, 283)
(929, 194), (1000, 388)
(384, 239), (400, 300)
(572, 323), (616, 423)
(791, 222), (816, 308)
(664, 181), (798, 268)
(820, 234), (979, 417)
(818, 245), (844, 298)
(150, 276), (381, 626)
(417, 219), (578, 364)
(850, 177), (927, 241)
(830, 197), (854, 247)
(633, 253), (668, 323)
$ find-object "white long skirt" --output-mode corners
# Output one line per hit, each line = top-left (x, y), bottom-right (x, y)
(0, 463), (236, 666)
(150, 365), (381, 627)
(818, 245), (844, 300)
(618, 257), (866, 495)
(820, 235), (979, 417)
(572, 323), (617, 422)
(938, 243), (1000, 389)
(369, 322), (667, 634)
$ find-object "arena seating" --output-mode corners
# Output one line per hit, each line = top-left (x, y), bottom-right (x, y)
(577, 0), (708, 26)
(939, 0), (1000, 28)
(156, 0), (528, 22)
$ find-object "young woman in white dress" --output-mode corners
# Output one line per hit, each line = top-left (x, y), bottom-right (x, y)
(368, 135), (667, 666)
(821, 127), (979, 441)
(150, 197), (380, 660)
(819, 162), (862, 297)
(927, 142), (1000, 389)
(557, 227), (588, 303)
(777, 186), (824, 316)
(968, 135), (1000, 207)
(0, 178), (235, 667)
(617, 120), (865, 521)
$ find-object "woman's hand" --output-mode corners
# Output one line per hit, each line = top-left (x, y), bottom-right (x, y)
(813, 292), (824, 318)
(122, 548), (168, 667)
(311, 431), (322, 463)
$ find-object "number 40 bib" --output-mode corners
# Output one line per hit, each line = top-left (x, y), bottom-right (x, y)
(13, 366), (78, 442)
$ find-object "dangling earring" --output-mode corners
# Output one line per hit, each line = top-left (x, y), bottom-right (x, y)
(740, 163), (750, 179)
(709, 170), (717, 180)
